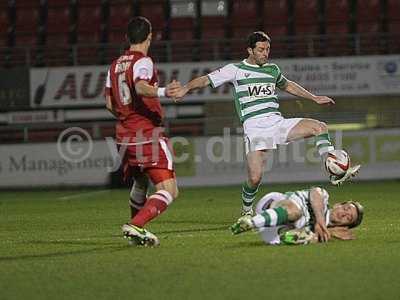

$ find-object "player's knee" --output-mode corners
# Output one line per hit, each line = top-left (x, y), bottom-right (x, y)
(162, 185), (178, 200)
(309, 120), (326, 136)
(319, 121), (328, 133)
(278, 202), (302, 222)
(171, 186), (179, 199)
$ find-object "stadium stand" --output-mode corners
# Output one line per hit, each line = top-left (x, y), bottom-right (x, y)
(43, 0), (73, 66)
(0, 0), (398, 65)
(138, 0), (167, 41)
(76, 1), (105, 65)
(0, 2), (9, 48)
(292, 0), (321, 57)
(323, 0), (351, 56)
(14, 1), (41, 47)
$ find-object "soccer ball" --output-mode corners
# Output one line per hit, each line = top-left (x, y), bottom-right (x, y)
(325, 150), (350, 176)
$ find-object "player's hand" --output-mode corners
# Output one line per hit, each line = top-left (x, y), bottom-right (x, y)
(166, 80), (182, 98)
(328, 226), (355, 240)
(314, 222), (331, 242)
(313, 95), (335, 105)
(171, 85), (189, 102)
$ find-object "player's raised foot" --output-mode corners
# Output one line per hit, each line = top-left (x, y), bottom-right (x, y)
(330, 164), (361, 186)
(231, 215), (255, 235)
(121, 223), (160, 247)
(241, 207), (254, 217)
(280, 228), (316, 245)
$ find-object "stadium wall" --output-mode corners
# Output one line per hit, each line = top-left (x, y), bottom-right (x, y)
(27, 55), (400, 109)
(0, 128), (399, 188)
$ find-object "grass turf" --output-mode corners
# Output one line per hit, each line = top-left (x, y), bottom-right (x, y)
(0, 181), (399, 300)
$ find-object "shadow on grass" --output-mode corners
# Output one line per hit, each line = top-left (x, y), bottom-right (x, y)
(226, 240), (269, 249)
(157, 220), (232, 226)
(25, 239), (117, 246)
(157, 225), (229, 235)
(0, 244), (129, 262)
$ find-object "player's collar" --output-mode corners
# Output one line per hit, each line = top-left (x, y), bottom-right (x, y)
(242, 59), (269, 68)
(125, 50), (147, 56)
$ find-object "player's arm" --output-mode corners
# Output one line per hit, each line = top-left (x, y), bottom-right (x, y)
(309, 187), (331, 242)
(174, 76), (210, 99)
(135, 80), (181, 98)
(281, 80), (335, 105)
(133, 57), (181, 98)
(174, 64), (236, 101)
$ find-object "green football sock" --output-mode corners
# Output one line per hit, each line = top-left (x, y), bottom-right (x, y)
(241, 181), (259, 212)
(315, 132), (334, 156)
(252, 207), (289, 228)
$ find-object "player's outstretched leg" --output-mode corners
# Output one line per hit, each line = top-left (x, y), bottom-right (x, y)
(314, 125), (361, 185)
(288, 119), (361, 185)
(232, 207), (289, 235)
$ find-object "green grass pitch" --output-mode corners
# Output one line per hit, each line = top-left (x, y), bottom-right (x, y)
(1, 181), (399, 300)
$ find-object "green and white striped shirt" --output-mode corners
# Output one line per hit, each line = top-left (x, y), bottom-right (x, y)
(207, 60), (288, 123)
(285, 188), (330, 229)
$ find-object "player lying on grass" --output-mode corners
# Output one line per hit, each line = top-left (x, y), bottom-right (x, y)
(231, 187), (364, 245)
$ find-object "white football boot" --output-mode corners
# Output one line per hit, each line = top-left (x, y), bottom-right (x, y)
(240, 207), (254, 217)
(330, 164), (361, 186)
(121, 223), (160, 247)
(231, 215), (255, 235)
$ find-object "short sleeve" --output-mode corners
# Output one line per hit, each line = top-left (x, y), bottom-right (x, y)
(207, 63), (237, 88)
(133, 57), (154, 82)
(275, 65), (288, 89)
(106, 69), (112, 85)
(105, 69), (112, 96)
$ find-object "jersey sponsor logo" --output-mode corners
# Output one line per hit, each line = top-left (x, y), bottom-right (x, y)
(247, 83), (275, 97)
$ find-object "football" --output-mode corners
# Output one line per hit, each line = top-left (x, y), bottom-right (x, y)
(325, 150), (350, 176)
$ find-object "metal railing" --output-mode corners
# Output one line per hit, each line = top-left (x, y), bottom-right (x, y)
(1, 33), (399, 67)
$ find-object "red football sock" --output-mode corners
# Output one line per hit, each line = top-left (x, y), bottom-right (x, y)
(131, 190), (172, 228)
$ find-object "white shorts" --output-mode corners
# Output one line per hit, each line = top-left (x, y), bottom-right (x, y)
(243, 114), (303, 154)
(255, 192), (306, 245)
(256, 192), (288, 245)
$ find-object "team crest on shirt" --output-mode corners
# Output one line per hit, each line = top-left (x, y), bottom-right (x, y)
(244, 73), (250, 78)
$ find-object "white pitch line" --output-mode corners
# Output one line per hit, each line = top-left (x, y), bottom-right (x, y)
(57, 190), (109, 200)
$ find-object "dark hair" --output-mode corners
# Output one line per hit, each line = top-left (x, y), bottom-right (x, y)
(346, 201), (364, 228)
(127, 16), (152, 44)
(247, 31), (271, 49)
